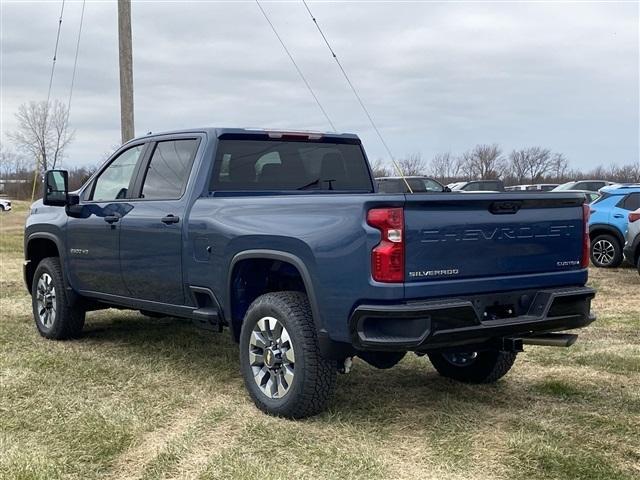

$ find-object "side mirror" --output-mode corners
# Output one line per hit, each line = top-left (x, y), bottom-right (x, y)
(43, 170), (69, 206)
(443, 186), (452, 192)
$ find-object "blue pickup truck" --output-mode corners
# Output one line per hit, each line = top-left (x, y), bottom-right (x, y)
(25, 128), (595, 418)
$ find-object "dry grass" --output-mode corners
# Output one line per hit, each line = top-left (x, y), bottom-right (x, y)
(1, 201), (639, 479)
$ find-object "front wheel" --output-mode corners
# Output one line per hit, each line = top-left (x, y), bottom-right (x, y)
(31, 257), (85, 339)
(239, 291), (336, 419)
(428, 349), (517, 383)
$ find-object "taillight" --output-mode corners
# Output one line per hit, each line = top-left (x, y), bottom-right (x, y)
(367, 207), (404, 283)
(581, 203), (590, 268)
(629, 210), (640, 223)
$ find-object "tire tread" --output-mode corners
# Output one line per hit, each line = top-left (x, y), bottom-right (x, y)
(32, 257), (85, 339)
(240, 291), (336, 419)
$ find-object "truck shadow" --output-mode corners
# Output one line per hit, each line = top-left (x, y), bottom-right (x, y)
(80, 311), (533, 425)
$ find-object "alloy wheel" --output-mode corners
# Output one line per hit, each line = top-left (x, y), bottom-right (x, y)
(249, 316), (296, 399)
(443, 351), (478, 367)
(592, 239), (616, 265)
(36, 273), (56, 328)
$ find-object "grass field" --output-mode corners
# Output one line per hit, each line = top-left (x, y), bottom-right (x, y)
(1, 201), (639, 480)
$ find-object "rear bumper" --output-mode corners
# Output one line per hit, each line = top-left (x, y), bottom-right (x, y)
(623, 238), (638, 265)
(349, 286), (595, 352)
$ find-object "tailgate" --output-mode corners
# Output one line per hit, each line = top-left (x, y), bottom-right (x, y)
(404, 193), (586, 282)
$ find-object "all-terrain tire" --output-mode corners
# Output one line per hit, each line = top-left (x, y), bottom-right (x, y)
(428, 350), (517, 384)
(31, 257), (85, 339)
(590, 234), (623, 268)
(239, 291), (336, 419)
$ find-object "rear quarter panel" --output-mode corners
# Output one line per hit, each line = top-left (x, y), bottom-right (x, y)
(186, 193), (405, 342)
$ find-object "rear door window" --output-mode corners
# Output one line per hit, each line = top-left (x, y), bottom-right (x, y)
(140, 139), (199, 200)
(619, 193), (640, 211)
(210, 139), (373, 192)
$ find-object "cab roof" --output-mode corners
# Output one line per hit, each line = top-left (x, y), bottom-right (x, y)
(130, 127), (361, 143)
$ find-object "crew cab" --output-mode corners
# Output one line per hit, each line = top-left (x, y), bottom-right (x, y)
(25, 128), (595, 418)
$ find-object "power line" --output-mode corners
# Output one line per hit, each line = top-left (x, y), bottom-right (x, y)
(34, 0), (66, 201)
(46, 0), (66, 105)
(66, 0), (86, 116)
(301, 0), (412, 192)
(255, 0), (336, 132)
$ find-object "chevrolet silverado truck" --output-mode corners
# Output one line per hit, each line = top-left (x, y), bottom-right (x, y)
(25, 128), (595, 418)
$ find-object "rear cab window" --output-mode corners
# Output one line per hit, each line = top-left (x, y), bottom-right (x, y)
(210, 139), (373, 192)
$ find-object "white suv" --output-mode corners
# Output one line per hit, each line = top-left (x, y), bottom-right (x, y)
(0, 199), (12, 212)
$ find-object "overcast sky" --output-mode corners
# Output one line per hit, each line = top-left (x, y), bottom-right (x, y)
(1, 0), (638, 170)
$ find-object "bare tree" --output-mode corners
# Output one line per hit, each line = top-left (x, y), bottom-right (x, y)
(8, 100), (74, 174)
(508, 147), (554, 184)
(429, 152), (462, 183)
(0, 142), (27, 177)
(550, 153), (569, 181)
(459, 144), (506, 179)
(371, 159), (391, 178)
(397, 153), (426, 176)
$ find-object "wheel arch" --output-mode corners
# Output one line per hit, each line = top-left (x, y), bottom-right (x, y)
(589, 224), (624, 246)
(227, 250), (323, 342)
(24, 233), (64, 294)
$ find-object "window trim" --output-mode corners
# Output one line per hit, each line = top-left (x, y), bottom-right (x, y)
(85, 141), (151, 203)
(132, 137), (202, 201)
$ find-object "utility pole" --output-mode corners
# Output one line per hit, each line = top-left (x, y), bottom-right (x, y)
(118, 0), (134, 143)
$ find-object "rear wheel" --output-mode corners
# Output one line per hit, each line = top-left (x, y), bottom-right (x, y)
(590, 234), (622, 268)
(428, 349), (517, 383)
(31, 257), (85, 339)
(239, 291), (336, 418)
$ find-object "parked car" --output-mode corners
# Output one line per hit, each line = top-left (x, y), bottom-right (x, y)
(588, 184), (640, 267)
(623, 208), (640, 273)
(376, 176), (447, 193)
(449, 180), (505, 192)
(505, 184), (559, 192)
(562, 190), (601, 204)
(504, 185), (530, 192)
(553, 180), (613, 192)
(0, 198), (12, 211)
(25, 128), (595, 418)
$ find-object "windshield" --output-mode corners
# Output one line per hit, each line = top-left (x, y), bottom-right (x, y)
(209, 139), (373, 192)
(553, 182), (577, 191)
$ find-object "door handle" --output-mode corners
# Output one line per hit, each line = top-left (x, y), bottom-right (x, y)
(161, 214), (180, 224)
(104, 214), (120, 224)
(613, 214), (624, 219)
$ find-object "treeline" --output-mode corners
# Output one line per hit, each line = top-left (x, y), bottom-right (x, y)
(0, 162), (95, 199)
(2, 142), (640, 200)
(373, 144), (640, 186)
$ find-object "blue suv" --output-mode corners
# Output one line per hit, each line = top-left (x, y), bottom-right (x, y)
(589, 184), (640, 267)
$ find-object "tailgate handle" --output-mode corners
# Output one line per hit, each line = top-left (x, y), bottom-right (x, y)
(489, 201), (522, 215)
